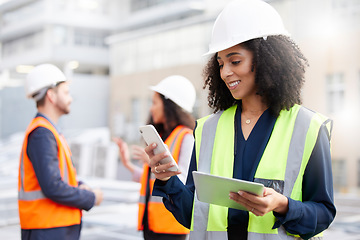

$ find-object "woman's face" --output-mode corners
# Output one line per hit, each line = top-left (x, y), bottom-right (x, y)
(217, 44), (257, 100)
(150, 92), (166, 124)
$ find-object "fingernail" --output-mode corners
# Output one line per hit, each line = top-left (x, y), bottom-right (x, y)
(152, 143), (157, 147)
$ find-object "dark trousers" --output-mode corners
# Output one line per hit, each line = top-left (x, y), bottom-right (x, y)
(21, 224), (81, 240)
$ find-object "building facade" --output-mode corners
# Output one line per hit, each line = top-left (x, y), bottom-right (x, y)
(107, 0), (360, 192)
(294, 0), (360, 193)
(1, 0), (359, 191)
(107, 0), (222, 142)
(0, 0), (120, 138)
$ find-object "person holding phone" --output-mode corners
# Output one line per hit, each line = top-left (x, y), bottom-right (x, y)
(114, 75), (196, 240)
(145, 0), (336, 240)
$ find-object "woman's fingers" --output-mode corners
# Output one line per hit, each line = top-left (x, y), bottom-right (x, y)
(152, 160), (177, 173)
(229, 190), (265, 216)
(152, 161), (181, 181)
(145, 143), (157, 159)
(150, 151), (167, 169)
(145, 143), (169, 168)
(229, 188), (288, 216)
(144, 143), (181, 181)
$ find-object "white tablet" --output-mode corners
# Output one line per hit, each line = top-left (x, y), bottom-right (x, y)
(192, 171), (264, 211)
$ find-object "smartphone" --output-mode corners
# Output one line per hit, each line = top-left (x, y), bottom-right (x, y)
(139, 125), (179, 172)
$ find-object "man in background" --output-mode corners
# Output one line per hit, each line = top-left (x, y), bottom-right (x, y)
(18, 64), (103, 240)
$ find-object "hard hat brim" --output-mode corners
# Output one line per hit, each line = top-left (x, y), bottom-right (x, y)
(203, 33), (290, 56)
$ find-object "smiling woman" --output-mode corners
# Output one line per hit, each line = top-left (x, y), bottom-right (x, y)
(216, 45), (257, 102)
(204, 36), (307, 117)
(147, 0), (336, 240)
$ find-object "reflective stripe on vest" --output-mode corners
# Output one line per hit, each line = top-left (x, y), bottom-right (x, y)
(190, 105), (331, 240)
(18, 116), (81, 229)
(19, 136), (69, 201)
(137, 125), (192, 234)
(190, 108), (229, 240)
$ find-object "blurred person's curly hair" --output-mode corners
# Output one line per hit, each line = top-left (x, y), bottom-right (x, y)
(203, 35), (308, 117)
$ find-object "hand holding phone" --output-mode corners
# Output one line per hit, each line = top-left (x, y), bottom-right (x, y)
(139, 125), (179, 172)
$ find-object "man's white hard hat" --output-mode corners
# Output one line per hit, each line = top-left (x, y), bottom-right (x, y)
(150, 75), (196, 113)
(25, 64), (67, 101)
(204, 0), (289, 55)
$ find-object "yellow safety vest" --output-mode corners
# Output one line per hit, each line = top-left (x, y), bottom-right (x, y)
(190, 104), (332, 240)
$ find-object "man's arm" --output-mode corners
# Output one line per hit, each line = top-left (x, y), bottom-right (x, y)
(27, 127), (96, 211)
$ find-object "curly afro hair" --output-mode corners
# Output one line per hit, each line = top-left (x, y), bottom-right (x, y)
(203, 35), (308, 117)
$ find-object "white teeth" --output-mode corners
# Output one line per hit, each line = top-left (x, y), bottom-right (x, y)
(229, 81), (240, 87)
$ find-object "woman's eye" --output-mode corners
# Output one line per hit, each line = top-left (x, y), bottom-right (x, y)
(232, 61), (241, 65)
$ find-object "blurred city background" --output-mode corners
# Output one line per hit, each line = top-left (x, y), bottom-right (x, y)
(0, 0), (360, 239)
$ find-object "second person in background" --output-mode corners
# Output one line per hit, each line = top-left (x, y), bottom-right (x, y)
(114, 75), (196, 240)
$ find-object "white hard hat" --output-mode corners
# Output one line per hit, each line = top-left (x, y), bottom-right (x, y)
(150, 75), (196, 113)
(204, 0), (289, 55)
(25, 64), (67, 100)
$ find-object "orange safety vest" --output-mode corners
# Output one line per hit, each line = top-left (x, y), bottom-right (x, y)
(138, 125), (192, 234)
(18, 116), (81, 229)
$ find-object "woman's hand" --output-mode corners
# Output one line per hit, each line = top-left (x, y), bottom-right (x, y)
(132, 145), (150, 164)
(113, 137), (136, 173)
(229, 187), (289, 216)
(145, 143), (181, 181)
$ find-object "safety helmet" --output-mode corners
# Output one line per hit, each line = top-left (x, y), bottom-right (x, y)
(204, 0), (289, 55)
(150, 75), (196, 113)
(25, 64), (67, 101)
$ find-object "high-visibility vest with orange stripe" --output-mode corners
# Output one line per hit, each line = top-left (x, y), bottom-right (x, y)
(138, 125), (192, 234)
(18, 116), (81, 229)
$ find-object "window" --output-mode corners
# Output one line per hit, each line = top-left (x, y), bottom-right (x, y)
(332, 159), (347, 190)
(75, 0), (101, 14)
(358, 159), (360, 187)
(53, 26), (68, 46)
(131, 0), (178, 12)
(2, 1), (43, 27)
(326, 73), (344, 113)
(332, 0), (360, 24)
(74, 29), (107, 48)
(2, 31), (43, 57)
(131, 98), (141, 125)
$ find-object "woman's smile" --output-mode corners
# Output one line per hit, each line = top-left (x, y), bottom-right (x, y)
(227, 80), (241, 90)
